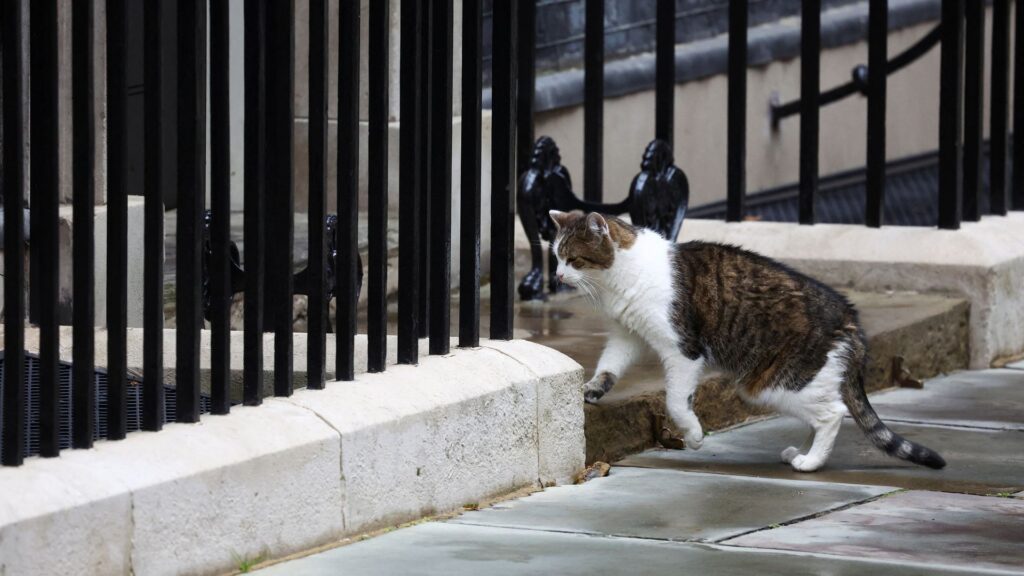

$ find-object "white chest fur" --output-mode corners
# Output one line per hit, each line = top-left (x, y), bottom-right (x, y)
(596, 231), (680, 355)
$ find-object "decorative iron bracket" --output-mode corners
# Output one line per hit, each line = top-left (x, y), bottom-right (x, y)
(200, 211), (362, 322)
(516, 137), (689, 301)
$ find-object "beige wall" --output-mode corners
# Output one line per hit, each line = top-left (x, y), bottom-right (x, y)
(292, 0), (466, 213)
(534, 8), (1008, 208)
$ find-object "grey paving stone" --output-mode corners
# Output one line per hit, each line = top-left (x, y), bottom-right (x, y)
(256, 522), (1004, 576)
(869, 369), (1024, 430)
(450, 467), (890, 542)
(728, 490), (1024, 574)
(619, 419), (1024, 495)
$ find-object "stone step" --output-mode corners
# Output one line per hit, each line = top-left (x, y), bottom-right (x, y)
(512, 289), (969, 465)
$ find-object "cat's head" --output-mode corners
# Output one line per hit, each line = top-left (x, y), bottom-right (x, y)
(549, 210), (636, 287)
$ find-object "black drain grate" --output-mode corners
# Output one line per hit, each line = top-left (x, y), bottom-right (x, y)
(0, 351), (211, 459)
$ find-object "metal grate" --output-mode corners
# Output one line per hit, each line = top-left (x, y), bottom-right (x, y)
(0, 352), (212, 459)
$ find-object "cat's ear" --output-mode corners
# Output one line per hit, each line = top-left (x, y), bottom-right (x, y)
(549, 210), (570, 230)
(587, 212), (609, 237)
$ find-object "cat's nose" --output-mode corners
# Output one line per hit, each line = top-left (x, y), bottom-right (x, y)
(556, 272), (564, 283)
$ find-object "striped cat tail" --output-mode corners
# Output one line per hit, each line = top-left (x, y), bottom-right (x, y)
(840, 337), (947, 470)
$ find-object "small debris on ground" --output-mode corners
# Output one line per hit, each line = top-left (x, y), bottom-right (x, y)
(653, 414), (687, 450)
(891, 356), (923, 389)
(575, 462), (611, 484)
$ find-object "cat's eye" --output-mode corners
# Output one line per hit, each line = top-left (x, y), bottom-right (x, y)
(566, 257), (581, 267)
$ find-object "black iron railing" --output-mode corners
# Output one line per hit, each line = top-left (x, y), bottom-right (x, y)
(0, 0), (512, 467)
(3, 0), (1023, 466)
(515, 0), (1023, 302)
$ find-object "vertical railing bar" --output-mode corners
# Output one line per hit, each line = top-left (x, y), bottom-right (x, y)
(991, 0), (1010, 216)
(307, 0), (329, 388)
(25, 0), (61, 458)
(516, 0), (536, 178)
(337, 0), (360, 381)
(72, 0), (97, 447)
(418, 1), (433, 340)
(583, 0), (604, 202)
(268, 0), (295, 394)
(244, 0), (267, 402)
(490, 0), (518, 340)
(143, 0), (165, 430)
(177, 0), (208, 420)
(460, 0), (482, 349)
(799, 0), (821, 225)
(2, 0), (27, 465)
(655, 0), (675, 144)
(963, 0), (984, 222)
(429, 0), (454, 356)
(398, 0), (424, 365)
(939, 0), (965, 228)
(1014, 0), (1024, 210)
(865, 0), (887, 228)
(726, 0), (747, 222)
(106, 0), (129, 440)
(367, 0), (390, 372)
(210, 0), (232, 408)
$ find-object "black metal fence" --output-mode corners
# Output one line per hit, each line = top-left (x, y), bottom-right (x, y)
(0, 0), (510, 467)
(2, 0), (1022, 467)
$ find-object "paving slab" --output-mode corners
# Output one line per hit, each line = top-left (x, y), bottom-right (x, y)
(869, 369), (1024, 431)
(450, 467), (890, 543)
(619, 419), (1024, 495)
(728, 490), (1024, 574)
(256, 522), (1006, 576)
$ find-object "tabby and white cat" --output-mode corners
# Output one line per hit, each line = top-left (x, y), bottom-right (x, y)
(550, 209), (945, 472)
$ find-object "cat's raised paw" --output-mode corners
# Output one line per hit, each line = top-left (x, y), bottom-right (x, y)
(781, 446), (801, 464)
(583, 388), (605, 404)
(789, 454), (824, 472)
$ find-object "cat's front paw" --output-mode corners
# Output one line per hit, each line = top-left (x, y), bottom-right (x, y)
(584, 387), (605, 404)
(583, 372), (617, 405)
(684, 429), (704, 450)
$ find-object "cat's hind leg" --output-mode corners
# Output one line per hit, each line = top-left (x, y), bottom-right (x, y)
(767, 347), (849, 472)
(790, 411), (844, 472)
(585, 325), (647, 404)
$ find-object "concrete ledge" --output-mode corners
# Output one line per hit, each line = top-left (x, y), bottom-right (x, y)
(0, 340), (584, 576)
(682, 214), (1024, 368)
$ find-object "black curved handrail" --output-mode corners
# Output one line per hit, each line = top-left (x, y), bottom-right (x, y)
(770, 23), (942, 127)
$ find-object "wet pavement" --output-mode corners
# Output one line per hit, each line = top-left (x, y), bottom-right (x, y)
(450, 468), (891, 542)
(620, 418), (1024, 495)
(258, 522), (999, 576)
(259, 367), (1024, 575)
(728, 490), (1024, 574)
(866, 369), (1024, 431)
